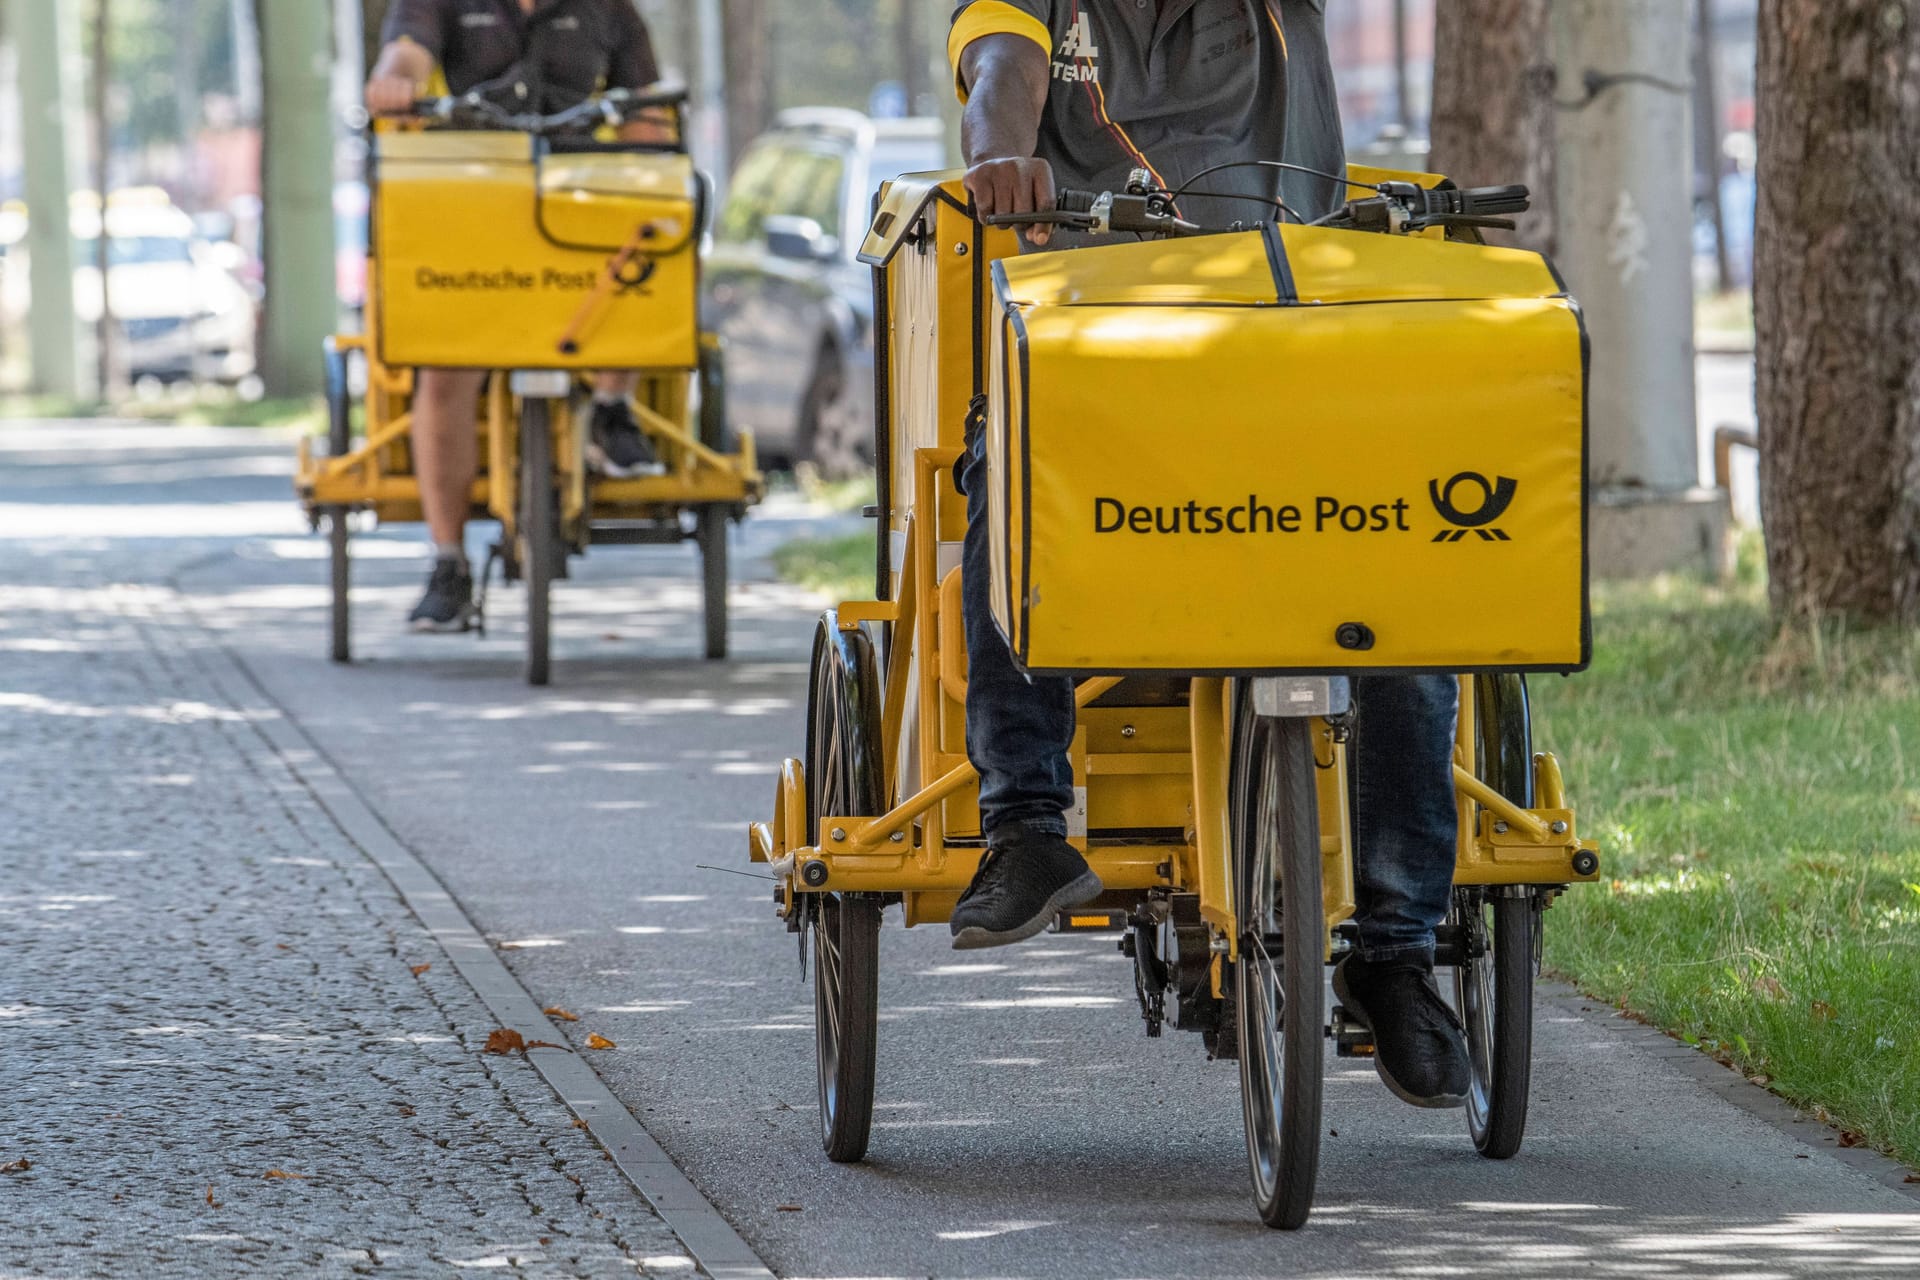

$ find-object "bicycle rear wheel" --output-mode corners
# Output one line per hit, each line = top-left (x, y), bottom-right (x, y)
(324, 342), (352, 664)
(1230, 690), (1325, 1230)
(1453, 673), (1537, 1158)
(697, 505), (728, 661)
(805, 616), (885, 1161)
(520, 398), (557, 687)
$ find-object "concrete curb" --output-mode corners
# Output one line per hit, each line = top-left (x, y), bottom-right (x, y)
(1542, 981), (1920, 1204)
(161, 587), (779, 1280)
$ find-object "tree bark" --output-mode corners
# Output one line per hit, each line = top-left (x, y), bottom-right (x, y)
(720, 0), (770, 162)
(1755, 0), (1920, 620)
(1428, 0), (1557, 256)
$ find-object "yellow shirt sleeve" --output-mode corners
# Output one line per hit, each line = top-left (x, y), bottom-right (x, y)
(948, 2), (1053, 103)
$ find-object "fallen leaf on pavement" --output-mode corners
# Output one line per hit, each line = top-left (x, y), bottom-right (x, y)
(777, 1204), (802, 1212)
(274, 943), (291, 951)
(483, 1028), (527, 1055)
(395, 1105), (417, 1118)
(571, 1119), (588, 1129)
(262, 1170), (307, 1180)
(586, 1033), (616, 1050)
(544, 1007), (579, 1022)
(1905, 1173), (1919, 1183)
(411, 964), (431, 976)
(1837, 1131), (1865, 1148)
(525, 1040), (562, 1051)
(205, 1184), (218, 1207)
(1, 1159), (29, 1174)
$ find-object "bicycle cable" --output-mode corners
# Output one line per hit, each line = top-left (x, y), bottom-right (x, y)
(1165, 160), (1380, 212)
(1169, 188), (1305, 225)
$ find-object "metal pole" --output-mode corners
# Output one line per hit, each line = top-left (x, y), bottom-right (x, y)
(897, 0), (923, 117)
(1391, 0), (1411, 131)
(254, 0), (336, 396)
(7, 0), (89, 397)
(231, 0), (262, 124)
(694, 0), (728, 194)
(93, 0), (115, 400)
(1693, 0), (1732, 293)
(1551, 0), (1721, 575)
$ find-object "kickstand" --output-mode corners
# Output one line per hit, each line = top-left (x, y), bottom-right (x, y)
(473, 543), (502, 639)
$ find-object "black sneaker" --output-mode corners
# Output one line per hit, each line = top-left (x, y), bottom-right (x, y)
(950, 833), (1102, 950)
(407, 559), (475, 634)
(587, 399), (664, 477)
(1332, 953), (1470, 1109)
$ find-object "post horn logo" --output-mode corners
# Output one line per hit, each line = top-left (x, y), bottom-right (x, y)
(1429, 471), (1518, 543)
(612, 254), (658, 294)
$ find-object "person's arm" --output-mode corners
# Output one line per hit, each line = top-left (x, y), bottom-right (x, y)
(958, 33), (1055, 244)
(366, 38), (436, 114)
(608, 7), (671, 144)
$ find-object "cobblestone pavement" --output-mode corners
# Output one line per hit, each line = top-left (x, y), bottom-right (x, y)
(0, 559), (699, 1275)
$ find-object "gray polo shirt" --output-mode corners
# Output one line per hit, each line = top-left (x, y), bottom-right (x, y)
(948, 0), (1346, 243)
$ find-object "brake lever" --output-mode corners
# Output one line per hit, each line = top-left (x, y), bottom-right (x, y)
(1422, 214), (1518, 232)
(980, 211), (1101, 231)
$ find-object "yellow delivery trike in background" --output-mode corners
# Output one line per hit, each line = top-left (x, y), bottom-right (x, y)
(296, 88), (763, 685)
(749, 166), (1603, 1228)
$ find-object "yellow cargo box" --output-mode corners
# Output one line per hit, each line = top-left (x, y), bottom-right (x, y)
(374, 131), (700, 371)
(985, 222), (1589, 676)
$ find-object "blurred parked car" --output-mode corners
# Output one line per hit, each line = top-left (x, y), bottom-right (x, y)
(704, 109), (946, 476)
(0, 188), (258, 385)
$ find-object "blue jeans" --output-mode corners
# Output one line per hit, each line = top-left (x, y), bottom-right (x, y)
(958, 429), (1458, 964)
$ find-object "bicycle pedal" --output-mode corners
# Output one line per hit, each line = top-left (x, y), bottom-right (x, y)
(1050, 908), (1126, 934)
(1329, 1005), (1375, 1058)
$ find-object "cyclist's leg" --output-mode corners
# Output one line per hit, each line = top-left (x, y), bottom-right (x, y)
(1347, 673), (1459, 962)
(958, 425), (1075, 843)
(405, 368), (485, 631)
(949, 425), (1096, 947)
(1333, 673), (1469, 1107)
(411, 367), (486, 553)
(586, 370), (660, 475)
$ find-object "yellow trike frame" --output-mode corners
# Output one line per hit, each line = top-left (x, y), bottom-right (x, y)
(749, 169), (1602, 1227)
(295, 114), (764, 684)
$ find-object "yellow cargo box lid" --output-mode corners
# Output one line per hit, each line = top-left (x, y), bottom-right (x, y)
(996, 222), (1568, 312)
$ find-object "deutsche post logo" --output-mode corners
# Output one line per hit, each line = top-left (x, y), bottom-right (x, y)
(1430, 471), (1517, 543)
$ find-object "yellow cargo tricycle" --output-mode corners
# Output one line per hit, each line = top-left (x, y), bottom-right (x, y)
(749, 165), (1603, 1228)
(296, 88), (763, 684)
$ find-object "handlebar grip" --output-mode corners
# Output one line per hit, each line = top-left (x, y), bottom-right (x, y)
(1055, 189), (1098, 215)
(609, 86), (692, 111)
(1455, 184), (1531, 216)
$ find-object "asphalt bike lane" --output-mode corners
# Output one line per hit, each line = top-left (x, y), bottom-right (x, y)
(6, 422), (1917, 1279)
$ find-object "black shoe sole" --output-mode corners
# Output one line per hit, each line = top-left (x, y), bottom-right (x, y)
(1331, 960), (1468, 1110)
(950, 870), (1103, 951)
(586, 443), (665, 479)
(408, 607), (475, 635)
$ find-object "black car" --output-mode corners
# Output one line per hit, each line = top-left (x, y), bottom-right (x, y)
(704, 109), (946, 476)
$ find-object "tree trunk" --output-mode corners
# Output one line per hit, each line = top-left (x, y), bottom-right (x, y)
(720, 0), (770, 162)
(1428, 0), (1557, 256)
(1755, 0), (1920, 621)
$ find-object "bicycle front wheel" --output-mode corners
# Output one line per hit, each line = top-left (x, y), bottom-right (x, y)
(1230, 690), (1325, 1230)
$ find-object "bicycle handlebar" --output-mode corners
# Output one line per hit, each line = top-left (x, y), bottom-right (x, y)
(388, 86), (690, 136)
(980, 174), (1531, 241)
